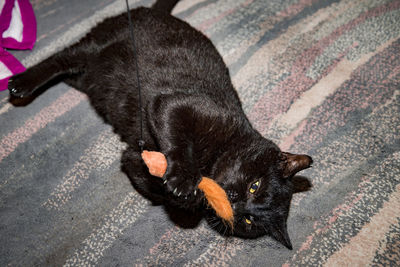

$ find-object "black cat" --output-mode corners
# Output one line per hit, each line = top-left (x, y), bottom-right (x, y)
(8, 0), (312, 249)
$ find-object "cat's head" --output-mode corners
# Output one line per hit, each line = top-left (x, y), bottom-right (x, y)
(208, 137), (312, 249)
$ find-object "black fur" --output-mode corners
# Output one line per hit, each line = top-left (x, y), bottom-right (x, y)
(8, 0), (312, 249)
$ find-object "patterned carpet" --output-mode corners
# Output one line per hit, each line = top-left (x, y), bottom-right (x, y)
(1, 0), (399, 266)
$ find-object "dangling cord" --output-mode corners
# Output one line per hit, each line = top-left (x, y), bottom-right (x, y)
(125, 0), (145, 151)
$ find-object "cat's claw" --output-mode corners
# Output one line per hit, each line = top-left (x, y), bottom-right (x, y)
(165, 177), (199, 198)
(11, 88), (24, 98)
(8, 79), (26, 98)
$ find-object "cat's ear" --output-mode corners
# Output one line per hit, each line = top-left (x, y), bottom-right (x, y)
(270, 220), (292, 250)
(280, 152), (313, 178)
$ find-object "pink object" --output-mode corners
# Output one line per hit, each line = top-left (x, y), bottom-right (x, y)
(0, 0), (37, 91)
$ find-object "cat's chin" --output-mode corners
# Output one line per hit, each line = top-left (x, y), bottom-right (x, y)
(204, 209), (293, 250)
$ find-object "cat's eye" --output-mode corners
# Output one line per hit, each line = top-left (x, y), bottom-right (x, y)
(249, 180), (260, 194)
(244, 217), (252, 225)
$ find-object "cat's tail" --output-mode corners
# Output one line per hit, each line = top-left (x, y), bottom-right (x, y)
(152, 0), (180, 14)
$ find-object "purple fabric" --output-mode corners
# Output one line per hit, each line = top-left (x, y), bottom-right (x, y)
(0, 0), (37, 91)
(2, 0), (37, 50)
(0, 0), (14, 38)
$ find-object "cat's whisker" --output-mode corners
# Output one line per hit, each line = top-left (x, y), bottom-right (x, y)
(208, 218), (218, 223)
(222, 225), (228, 237)
(206, 215), (219, 224)
(210, 217), (219, 223)
(218, 224), (225, 234)
(209, 220), (222, 230)
(261, 224), (268, 234)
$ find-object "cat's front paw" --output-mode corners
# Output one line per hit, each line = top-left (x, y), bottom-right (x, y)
(8, 71), (40, 98)
(164, 174), (204, 209)
(164, 175), (200, 197)
(163, 159), (202, 199)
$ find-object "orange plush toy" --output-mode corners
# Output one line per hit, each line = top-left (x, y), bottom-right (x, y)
(141, 150), (234, 227)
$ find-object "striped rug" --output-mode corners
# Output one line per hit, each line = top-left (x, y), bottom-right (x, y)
(0, 0), (399, 266)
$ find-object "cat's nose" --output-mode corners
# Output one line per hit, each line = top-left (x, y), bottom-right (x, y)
(227, 190), (239, 202)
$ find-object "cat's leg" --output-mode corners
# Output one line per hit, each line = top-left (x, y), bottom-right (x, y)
(8, 43), (89, 98)
(148, 97), (202, 199)
(8, 5), (137, 98)
(148, 94), (225, 202)
(8, 35), (97, 97)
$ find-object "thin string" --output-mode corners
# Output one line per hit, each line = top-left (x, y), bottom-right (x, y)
(125, 0), (145, 151)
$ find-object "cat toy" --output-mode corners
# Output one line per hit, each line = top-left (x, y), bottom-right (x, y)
(141, 150), (234, 227)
